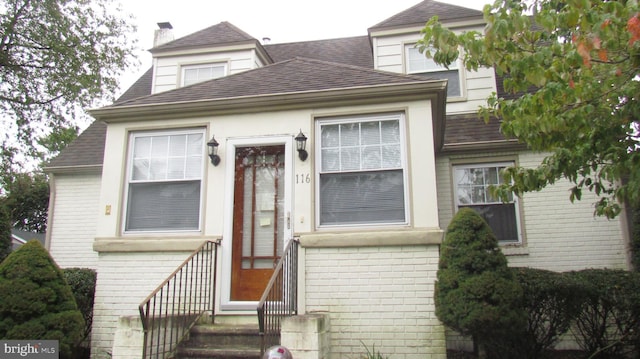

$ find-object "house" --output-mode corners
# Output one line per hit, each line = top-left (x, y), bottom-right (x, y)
(11, 228), (45, 251)
(43, 1), (632, 358)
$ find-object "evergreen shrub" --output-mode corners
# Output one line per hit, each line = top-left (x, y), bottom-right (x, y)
(0, 240), (84, 358)
(504, 267), (584, 358)
(435, 208), (525, 356)
(567, 269), (640, 358)
(63, 267), (96, 356)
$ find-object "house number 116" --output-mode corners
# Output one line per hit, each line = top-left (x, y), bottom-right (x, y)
(296, 173), (310, 184)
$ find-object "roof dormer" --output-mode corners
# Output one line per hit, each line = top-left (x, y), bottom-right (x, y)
(149, 22), (273, 94)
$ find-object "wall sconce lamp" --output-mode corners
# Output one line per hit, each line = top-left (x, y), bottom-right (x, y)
(207, 135), (221, 166)
(295, 130), (308, 161)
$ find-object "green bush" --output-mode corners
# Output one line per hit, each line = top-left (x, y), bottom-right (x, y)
(502, 267), (584, 359)
(63, 267), (96, 355)
(567, 269), (640, 358)
(0, 203), (11, 263)
(435, 208), (525, 356)
(0, 240), (84, 358)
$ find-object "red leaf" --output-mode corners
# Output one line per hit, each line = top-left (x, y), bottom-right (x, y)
(598, 48), (608, 61)
(627, 14), (640, 45)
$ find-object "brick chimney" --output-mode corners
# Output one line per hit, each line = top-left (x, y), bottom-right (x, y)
(154, 22), (174, 47)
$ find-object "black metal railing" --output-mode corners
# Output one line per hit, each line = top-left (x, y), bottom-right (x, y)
(257, 238), (299, 354)
(139, 239), (220, 359)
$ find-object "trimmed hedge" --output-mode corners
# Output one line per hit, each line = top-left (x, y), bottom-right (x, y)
(0, 240), (84, 358)
(485, 268), (640, 358)
(567, 269), (640, 358)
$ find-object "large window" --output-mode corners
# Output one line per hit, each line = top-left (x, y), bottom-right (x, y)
(317, 113), (408, 227)
(124, 129), (205, 232)
(453, 163), (521, 243)
(406, 45), (461, 97)
(182, 63), (226, 86)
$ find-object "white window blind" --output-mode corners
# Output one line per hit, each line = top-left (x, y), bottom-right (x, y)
(182, 63), (226, 86)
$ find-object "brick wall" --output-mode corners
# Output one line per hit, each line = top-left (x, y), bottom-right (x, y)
(436, 151), (629, 271)
(48, 173), (101, 269)
(303, 245), (446, 359)
(90, 251), (190, 359)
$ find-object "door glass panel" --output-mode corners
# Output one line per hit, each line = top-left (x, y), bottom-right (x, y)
(239, 149), (285, 269)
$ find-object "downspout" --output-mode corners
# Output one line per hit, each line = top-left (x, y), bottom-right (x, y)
(44, 173), (56, 251)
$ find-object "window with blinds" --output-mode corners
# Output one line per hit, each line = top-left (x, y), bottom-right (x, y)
(453, 162), (521, 243)
(406, 46), (462, 97)
(317, 113), (408, 226)
(124, 129), (205, 232)
(181, 63), (226, 87)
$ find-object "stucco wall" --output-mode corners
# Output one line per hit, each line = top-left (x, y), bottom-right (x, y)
(303, 244), (446, 359)
(435, 151), (630, 271)
(48, 173), (101, 269)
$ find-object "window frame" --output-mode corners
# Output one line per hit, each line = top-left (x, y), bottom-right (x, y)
(404, 44), (464, 98)
(452, 161), (523, 244)
(315, 113), (410, 229)
(122, 128), (206, 234)
(180, 62), (227, 87)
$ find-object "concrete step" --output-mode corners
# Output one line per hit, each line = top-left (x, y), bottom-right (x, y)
(175, 322), (262, 359)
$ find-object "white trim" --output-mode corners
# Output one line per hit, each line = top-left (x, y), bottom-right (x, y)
(314, 112), (410, 229)
(220, 135), (294, 311)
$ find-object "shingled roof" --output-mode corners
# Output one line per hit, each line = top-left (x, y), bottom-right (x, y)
(46, 0), (504, 172)
(150, 21), (258, 53)
(265, 36), (373, 68)
(107, 57), (437, 109)
(369, 0), (484, 31)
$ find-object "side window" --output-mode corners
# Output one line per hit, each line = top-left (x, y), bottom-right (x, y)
(124, 129), (205, 232)
(182, 63), (226, 86)
(406, 46), (461, 98)
(453, 163), (521, 243)
(317, 113), (408, 227)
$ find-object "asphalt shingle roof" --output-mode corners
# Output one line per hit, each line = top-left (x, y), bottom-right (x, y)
(370, 0), (484, 31)
(110, 57), (435, 108)
(46, 0), (505, 171)
(265, 36), (373, 68)
(45, 120), (106, 169)
(151, 21), (257, 52)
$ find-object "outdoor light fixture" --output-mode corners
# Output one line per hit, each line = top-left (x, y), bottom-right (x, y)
(295, 130), (308, 161)
(207, 135), (220, 166)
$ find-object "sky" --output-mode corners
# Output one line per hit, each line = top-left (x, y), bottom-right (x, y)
(115, 0), (487, 95)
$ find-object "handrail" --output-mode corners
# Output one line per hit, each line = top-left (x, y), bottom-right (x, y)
(139, 239), (220, 359)
(257, 237), (299, 354)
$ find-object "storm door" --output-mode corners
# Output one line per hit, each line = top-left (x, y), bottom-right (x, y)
(231, 145), (286, 301)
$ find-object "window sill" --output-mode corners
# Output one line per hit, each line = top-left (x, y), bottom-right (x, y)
(501, 245), (529, 256)
(297, 228), (443, 248)
(93, 236), (220, 253)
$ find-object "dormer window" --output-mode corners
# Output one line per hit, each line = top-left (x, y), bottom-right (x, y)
(181, 63), (227, 86)
(406, 45), (462, 98)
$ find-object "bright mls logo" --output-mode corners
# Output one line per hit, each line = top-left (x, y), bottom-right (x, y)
(1, 341), (58, 358)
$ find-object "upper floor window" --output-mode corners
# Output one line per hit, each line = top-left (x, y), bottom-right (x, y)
(182, 63), (226, 86)
(406, 46), (461, 98)
(124, 129), (205, 232)
(453, 162), (521, 243)
(317, 113), (408, 227)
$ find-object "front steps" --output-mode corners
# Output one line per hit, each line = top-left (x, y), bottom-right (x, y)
(175, 320), (262, 359)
